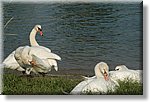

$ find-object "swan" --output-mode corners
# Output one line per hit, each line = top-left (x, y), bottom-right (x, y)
(109, 65), (142, 83)
(70, 62), (119, 95)
(83, 65), (142, 83)
(115, 65), (142, 72)
(2, 25), (44, 73)
(14, 45), (61, 75)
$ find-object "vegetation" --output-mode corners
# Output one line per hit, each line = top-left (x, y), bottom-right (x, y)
(113, 80), (143, 95)
(2, 74), (143, 95)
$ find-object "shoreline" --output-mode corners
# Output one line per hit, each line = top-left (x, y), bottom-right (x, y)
(3, 68), (95, 78)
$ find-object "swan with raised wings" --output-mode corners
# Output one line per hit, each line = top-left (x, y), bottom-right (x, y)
(14, 44), (61, 75)
(2, 25), (44, 73)
(70, 62), (119, 94)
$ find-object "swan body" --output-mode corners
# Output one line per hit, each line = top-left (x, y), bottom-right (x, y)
(70, 62), (119, 94)
(14, 45), (61, 75)
(109, 65), (142, 83)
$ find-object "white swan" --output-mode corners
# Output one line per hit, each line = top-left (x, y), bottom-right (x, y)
(109, 65), (142, 83)
(70, 62), (119, 95)
(83, 65), (142, 83)
(2, 25), (44, 73)
(14, 45), (61, 75)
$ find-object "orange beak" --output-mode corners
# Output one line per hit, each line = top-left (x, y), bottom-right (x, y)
(104, 70), (109, 81)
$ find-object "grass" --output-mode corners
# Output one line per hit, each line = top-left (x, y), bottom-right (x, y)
(114, 80), (143, 95)
(2, 74), (82, 95)
(2, 74), (143, 95)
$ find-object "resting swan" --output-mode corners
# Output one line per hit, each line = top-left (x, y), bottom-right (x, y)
(109, 65), (142, 83)
(70, 62), (119, 94)
(2, 25), (43, 72)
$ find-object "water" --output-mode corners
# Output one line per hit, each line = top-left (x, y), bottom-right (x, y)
(3, 3), (143, 74)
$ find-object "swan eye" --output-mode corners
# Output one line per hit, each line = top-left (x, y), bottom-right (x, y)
(116, 68), (119, 71)
(38, 27), (42, 31)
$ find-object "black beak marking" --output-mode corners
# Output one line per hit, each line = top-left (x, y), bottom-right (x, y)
(38, 27), (42, 31)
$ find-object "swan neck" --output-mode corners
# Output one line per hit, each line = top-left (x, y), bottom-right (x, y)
(29, 28), (39, 46)
(94, 64), (103, 79)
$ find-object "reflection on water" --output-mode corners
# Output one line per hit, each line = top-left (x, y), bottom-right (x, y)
(3, 3), (142, 73)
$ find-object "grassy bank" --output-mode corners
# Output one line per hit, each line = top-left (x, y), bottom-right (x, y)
(2, 74), (143, 95)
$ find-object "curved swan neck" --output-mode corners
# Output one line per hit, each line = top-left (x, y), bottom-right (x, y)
(94, 64), (103, 79)
(29, 28), (39, 46)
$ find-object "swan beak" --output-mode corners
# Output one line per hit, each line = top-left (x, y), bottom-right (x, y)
(40, 31), (43, 36)
(104, 70), (109, 81)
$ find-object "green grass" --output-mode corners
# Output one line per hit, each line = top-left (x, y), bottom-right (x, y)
(114, 80), (143, 95)
(2, 74), (82, 95)
(2, 74), (143, 95)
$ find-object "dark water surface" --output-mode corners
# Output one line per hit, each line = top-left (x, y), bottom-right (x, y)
(3, 3), (143, 74)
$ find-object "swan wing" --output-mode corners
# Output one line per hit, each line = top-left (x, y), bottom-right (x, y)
(110, 71), (128, 81)
(31, 54), (49, 70)
(29, 46), (61, 60)
(82, 79), (108, 94)
(31, 55), (58, 73)
(82, 78), (119, 94)
(3, 51), (19, 69)
(3, 49), (25, 71)
(46, 53), (61, 61)
(21, 46), (32, 64)
(70, 79), (93, 94)
(14, 46), (32, 70)
(128, 70), (142, 83)
(14, 46), (25, 61)
(110, 70), (141, 83)
(38, 46), (51, 52)
(3, 51), (16, 64)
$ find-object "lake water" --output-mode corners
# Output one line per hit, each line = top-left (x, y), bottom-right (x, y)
(3, 3), (143, 74)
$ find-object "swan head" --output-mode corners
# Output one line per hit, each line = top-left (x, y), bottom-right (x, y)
(95, 62), (109, 81)
(115, 65), (128, 71)
(34, 25), (43, 36)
